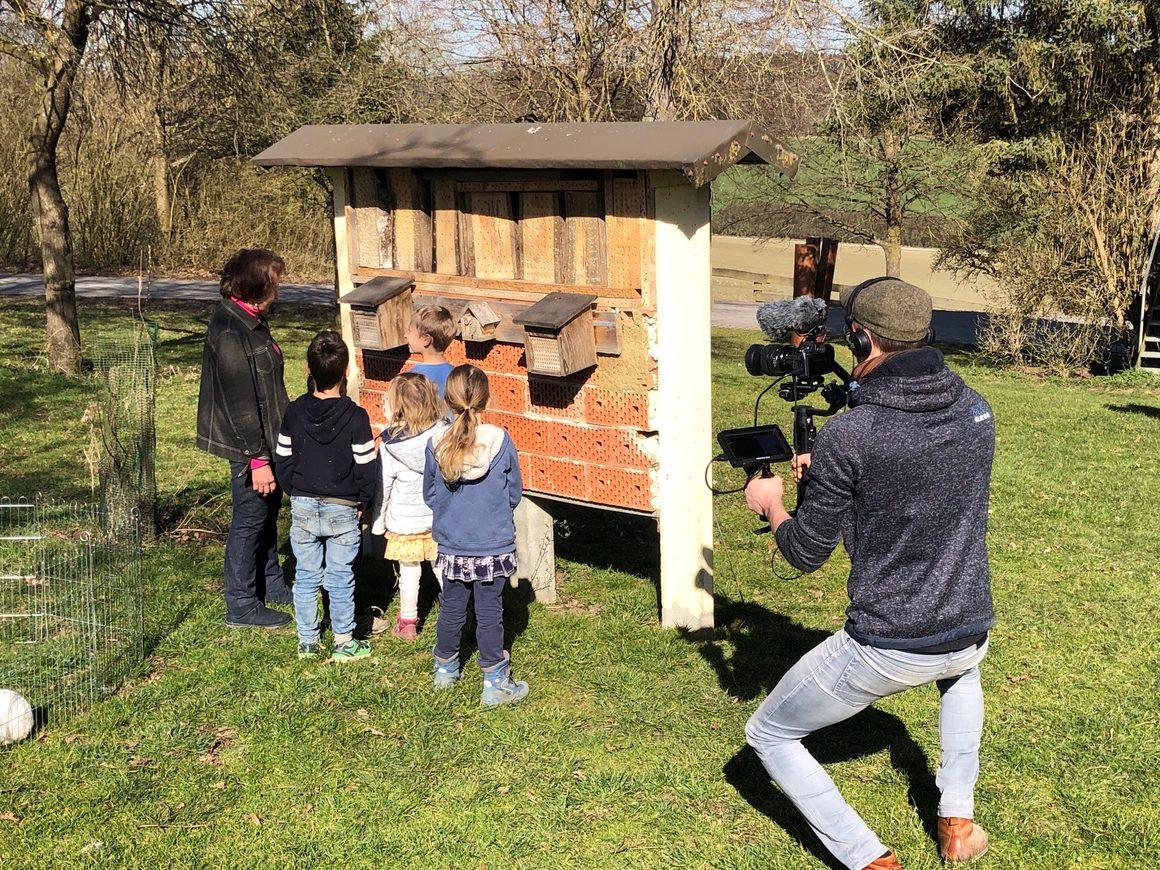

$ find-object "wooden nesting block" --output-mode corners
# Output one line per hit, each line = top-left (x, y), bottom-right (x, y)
(513, 292), (598, 378)
(351, 168), (392, 270)
(469, 192), (517, 280)
(564, 191), (607, 286)
(343, 276), (414, 351)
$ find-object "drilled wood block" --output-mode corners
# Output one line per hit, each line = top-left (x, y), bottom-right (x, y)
(388, 168), (433, 272)
(564, 190), (607, 286)
(433, 177), (458, 275)
(519, 192), (562, 284)
(606, 174), (644, 291)
(351, 168), (392, 270)
(469, 192), (517, 279)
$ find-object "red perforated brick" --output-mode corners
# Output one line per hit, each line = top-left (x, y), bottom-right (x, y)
(585, 387), (651, 429)
(360, 390), (387, 427)
(443, 340), (468, 366)
(486, 411), (551, 455)
(465, 341), (527, 375)
(545, 422), (596, 462)
(517, 450), (532, 486)
(486, 373), (529, 414)
(530, 455), (587, 500)
(589, 465), (652, 511)
(589, 427), (651, 470)
(527, 377), (585, 420)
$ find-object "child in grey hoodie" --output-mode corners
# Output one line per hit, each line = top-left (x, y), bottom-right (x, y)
(424, 365), (528, 706)
(371, 373), (448, 641)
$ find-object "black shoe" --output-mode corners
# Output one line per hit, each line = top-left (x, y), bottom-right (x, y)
(226, 605), (292, 629)
(264, 586), (294, 606)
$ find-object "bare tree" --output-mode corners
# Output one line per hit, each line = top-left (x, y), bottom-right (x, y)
(0, 1), (96, 373)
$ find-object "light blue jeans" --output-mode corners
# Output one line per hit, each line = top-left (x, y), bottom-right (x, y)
(289, 497), (361, 644)
(745, 629), (988, 870)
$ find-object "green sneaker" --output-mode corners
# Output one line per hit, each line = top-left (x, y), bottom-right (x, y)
(297, 642), (323, 659)
(331, 638), (371, 662)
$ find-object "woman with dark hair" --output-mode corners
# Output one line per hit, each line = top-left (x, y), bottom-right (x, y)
(196, 248), (293, 628)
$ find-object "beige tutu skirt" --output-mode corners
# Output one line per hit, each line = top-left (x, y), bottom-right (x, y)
(384, 530), (438, 563)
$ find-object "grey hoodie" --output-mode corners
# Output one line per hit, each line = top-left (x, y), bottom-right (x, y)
(774, 348), (996, 650)
(372, 421), (449, 535)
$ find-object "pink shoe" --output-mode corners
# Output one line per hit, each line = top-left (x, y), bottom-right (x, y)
(391, 616), (419, 642)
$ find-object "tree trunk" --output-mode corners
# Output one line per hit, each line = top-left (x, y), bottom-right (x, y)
(27, 0), (94, 375)
(879, 127), (903, 277)
(643, 0), (682, 121)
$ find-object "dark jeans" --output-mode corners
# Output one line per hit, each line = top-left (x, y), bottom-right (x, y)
(434, 577), (506, 669)
(224, 461), (286, 618)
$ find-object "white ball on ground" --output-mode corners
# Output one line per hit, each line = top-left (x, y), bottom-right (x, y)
(0, 689), (34, 745)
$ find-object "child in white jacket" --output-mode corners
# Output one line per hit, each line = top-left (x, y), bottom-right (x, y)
(371, 373), (448, 641)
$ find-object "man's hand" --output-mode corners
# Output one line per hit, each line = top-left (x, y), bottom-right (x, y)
(792, 452), (812, 483)
(251, 463), (277, 496)
(745, 474), (784, 519)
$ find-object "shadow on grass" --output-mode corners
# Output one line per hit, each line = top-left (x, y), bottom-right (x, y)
(1107, 402), (1160, 419)
(551, 501), (660, 583)
(682, 596), (940, 870)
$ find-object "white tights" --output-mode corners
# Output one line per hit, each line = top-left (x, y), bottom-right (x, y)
(397, 562), (422, 620)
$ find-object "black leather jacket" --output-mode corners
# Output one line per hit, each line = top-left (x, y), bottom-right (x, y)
(196, 297), (289, 464)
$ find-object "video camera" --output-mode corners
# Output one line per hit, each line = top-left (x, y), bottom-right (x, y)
(715, 296), (851, 491)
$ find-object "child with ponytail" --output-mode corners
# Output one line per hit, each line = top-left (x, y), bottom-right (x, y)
(370, 373), (448, 641)
(423, 364), (529, 706)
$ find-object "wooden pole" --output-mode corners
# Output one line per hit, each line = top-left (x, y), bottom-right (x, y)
(793, 239), (819, 298)
(815, 238), (839, 303)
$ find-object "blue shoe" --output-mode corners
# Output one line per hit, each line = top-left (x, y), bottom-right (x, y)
(433, 652), (461, 689)
(480, 653), (528, 707)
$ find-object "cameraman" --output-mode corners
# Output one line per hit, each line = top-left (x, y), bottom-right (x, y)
(743, 278), (996, 870)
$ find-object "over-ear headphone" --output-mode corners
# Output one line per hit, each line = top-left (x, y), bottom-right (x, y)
(843, 276), (935, 359)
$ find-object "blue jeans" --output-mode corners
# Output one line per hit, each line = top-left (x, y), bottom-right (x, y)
(289, 497), (361, 644)
(224, 461), (286, 619)
(745, 629), (988, 870)
(434, 577), (506, 669)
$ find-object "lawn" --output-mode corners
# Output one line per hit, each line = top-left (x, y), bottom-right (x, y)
(1, 299), (1159, 868)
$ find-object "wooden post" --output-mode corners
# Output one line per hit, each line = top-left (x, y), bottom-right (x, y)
(815, 238), (839, 303)
(793, 239), (819, 298)
(325, 167), (359, 389)
(514, 496), (557, 603)
(651, 170), (714, 630)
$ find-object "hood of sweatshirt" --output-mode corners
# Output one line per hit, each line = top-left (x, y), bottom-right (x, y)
(849, 347), (963, 413)
(384, 421), (448, 473)
(432, 423), (508, 482)
(301, 394), (358, 445)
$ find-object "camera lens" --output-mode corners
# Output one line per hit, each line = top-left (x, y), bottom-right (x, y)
(746, 343), (791, 376)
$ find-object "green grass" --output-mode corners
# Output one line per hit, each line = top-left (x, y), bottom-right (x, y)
(2, 300), (1160, 867)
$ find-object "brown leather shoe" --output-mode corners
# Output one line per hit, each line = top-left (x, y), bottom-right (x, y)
(864, 851), (903, 870)
(938, 816), (989, 863)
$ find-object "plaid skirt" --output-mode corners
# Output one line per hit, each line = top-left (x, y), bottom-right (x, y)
(435, 552), (517, 584)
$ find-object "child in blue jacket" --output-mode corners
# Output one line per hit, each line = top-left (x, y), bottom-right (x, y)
(424, 364), (528, 706)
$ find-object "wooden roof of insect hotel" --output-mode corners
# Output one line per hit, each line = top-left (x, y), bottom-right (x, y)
(253, 121), (799, 187)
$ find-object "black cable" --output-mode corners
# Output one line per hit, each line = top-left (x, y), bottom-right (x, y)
(751, 376), (786, 427)
(705, 455), (749, 496)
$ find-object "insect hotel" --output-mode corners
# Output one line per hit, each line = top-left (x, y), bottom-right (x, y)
(254, 122), (798, 629)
